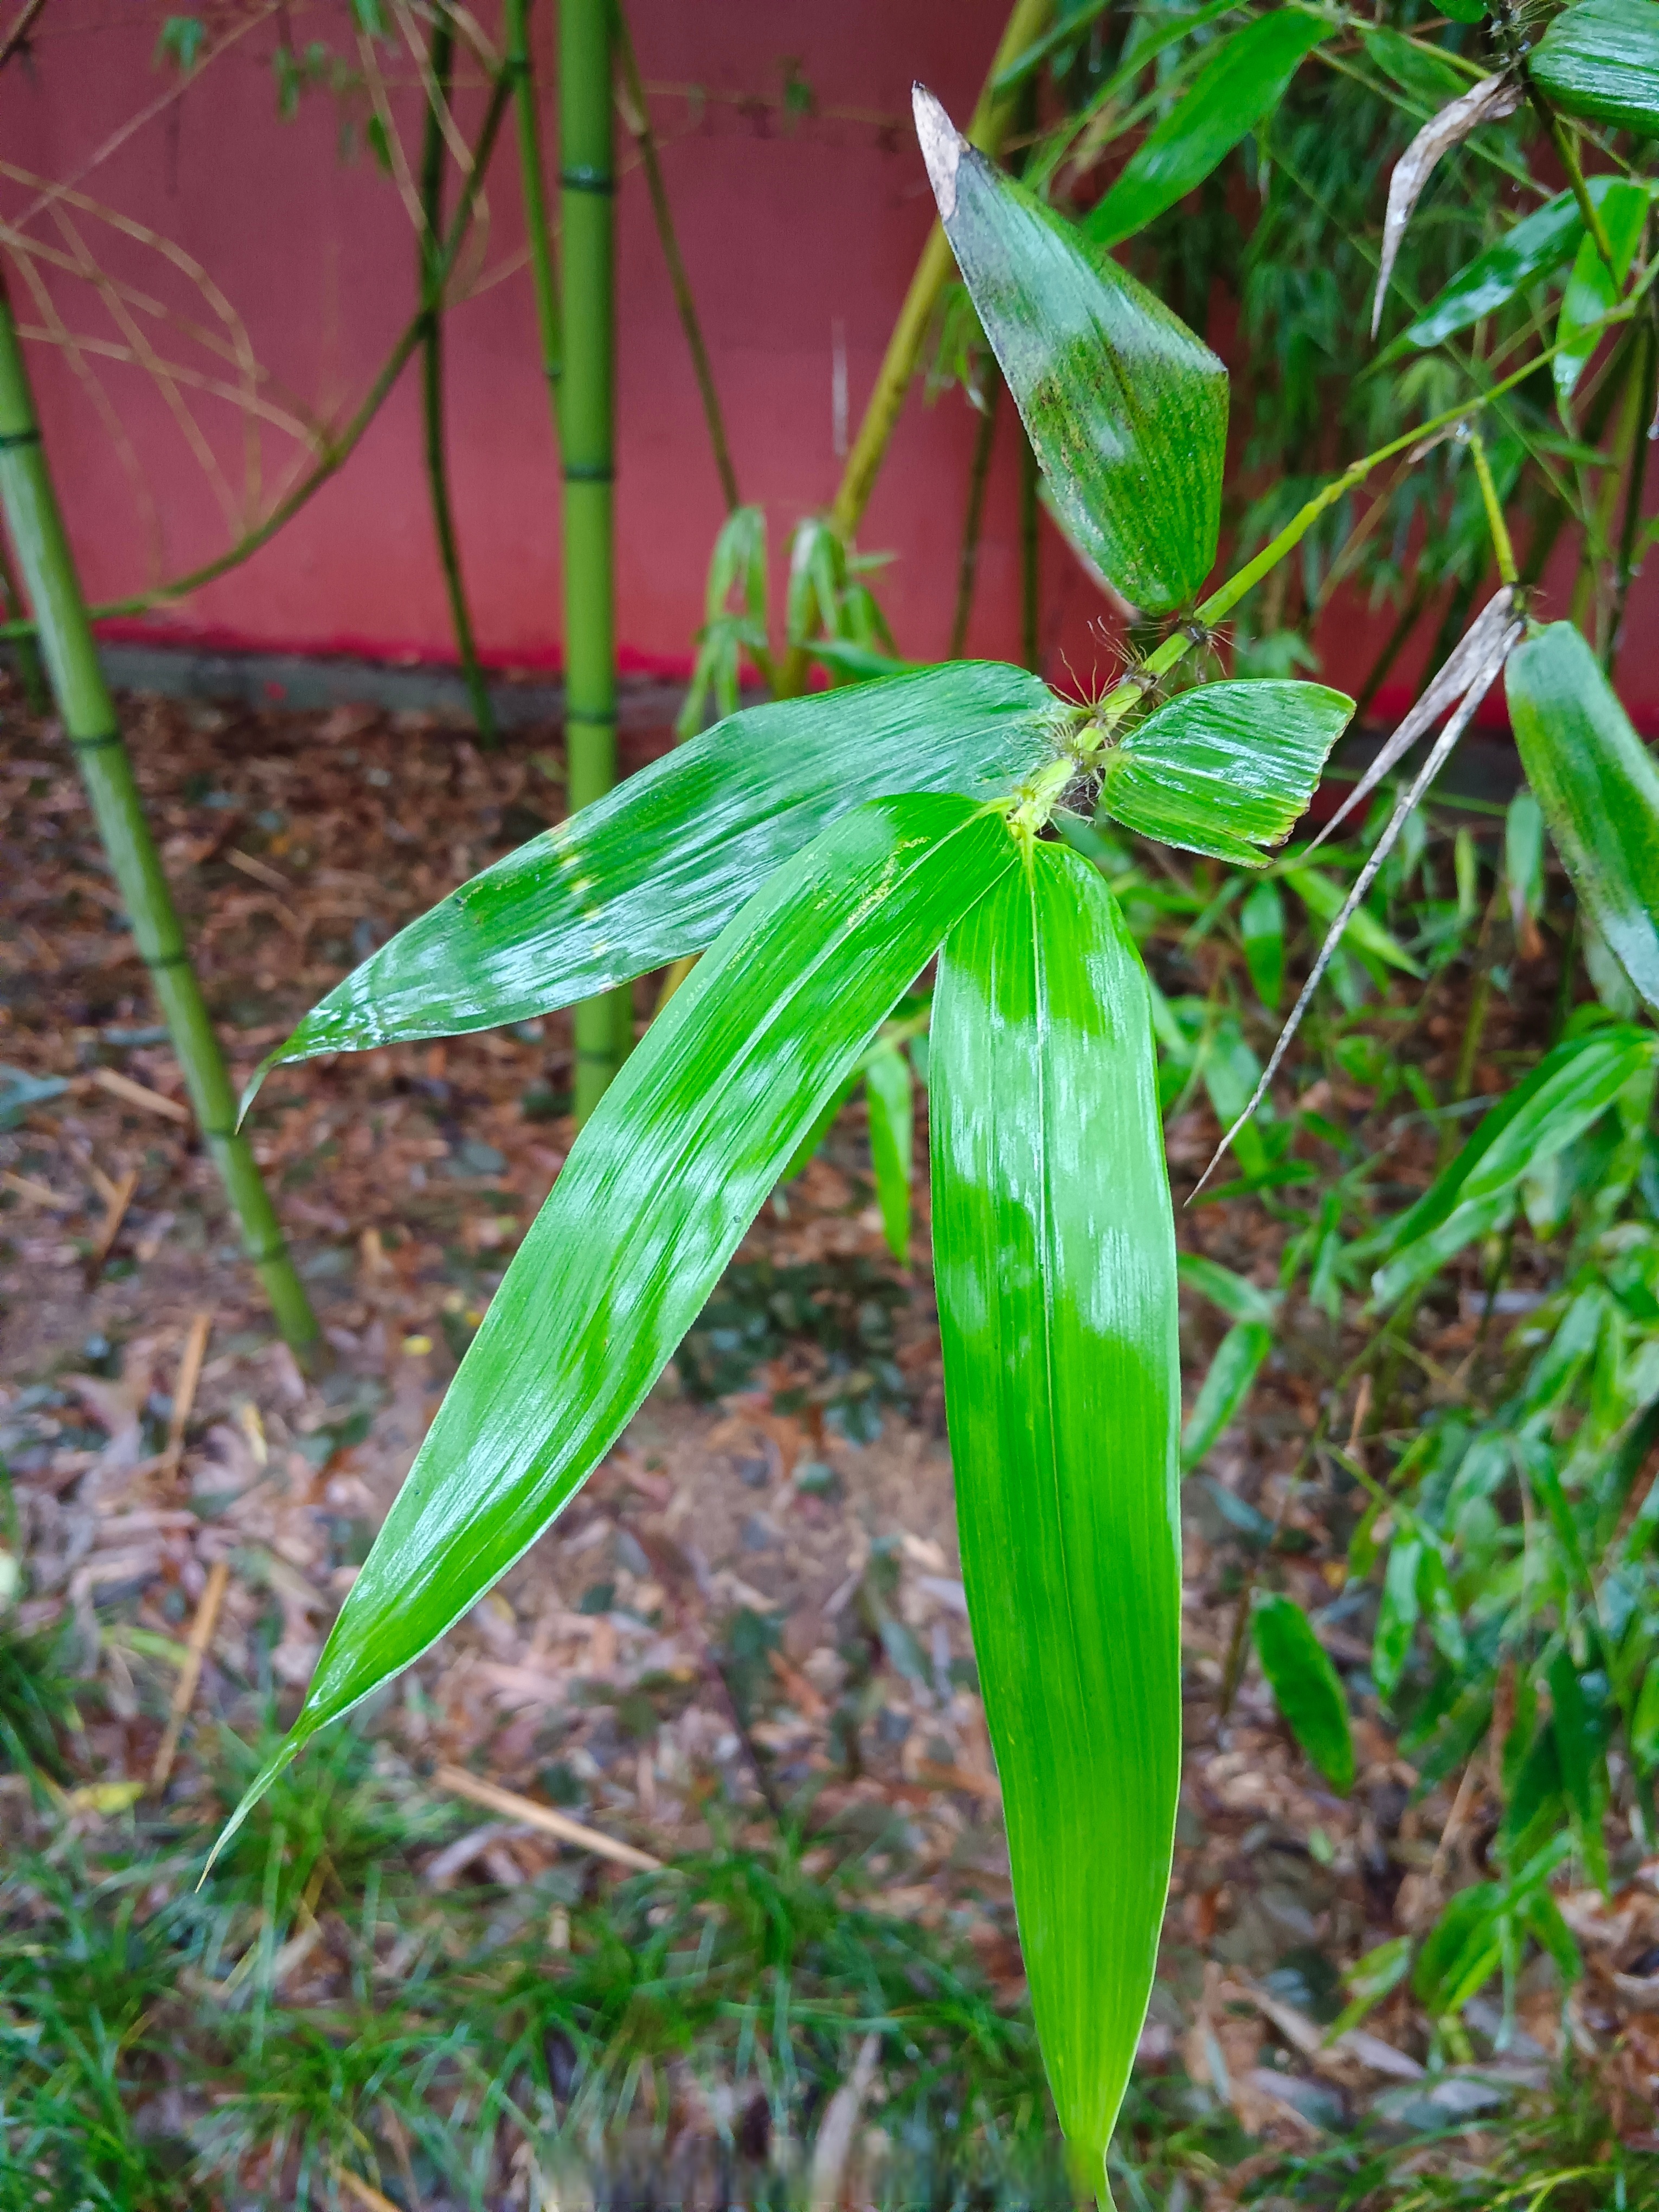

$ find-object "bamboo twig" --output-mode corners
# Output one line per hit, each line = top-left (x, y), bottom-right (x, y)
(150, 1558), (229, 1792)
(92, 1066), (189, 1121)
(613, 3), (738, 512)
(432, 1762), (663, 1871)
(419, 2), (496, 743)
(0, 0), (47, 70)
(949, 384), (998, 659)
(162, 1309), (213, 1476)
(84, 1166), (138, 1285)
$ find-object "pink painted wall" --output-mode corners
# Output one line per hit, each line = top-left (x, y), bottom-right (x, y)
(3, 1), (1654, 721)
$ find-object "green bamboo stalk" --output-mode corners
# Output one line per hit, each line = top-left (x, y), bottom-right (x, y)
(0, 280), (317, 1353)
(504, 0), (563, 441)
(614, 4), (739, 513)
(419, 2), (497, 744)
(0, 528), (48, 712)
(561, 0), (628, 1121)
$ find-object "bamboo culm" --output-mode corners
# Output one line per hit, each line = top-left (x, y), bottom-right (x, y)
(0, 282), (318, 1353)
(420, 1), (497, 744)
(560, 0), (628, 1121)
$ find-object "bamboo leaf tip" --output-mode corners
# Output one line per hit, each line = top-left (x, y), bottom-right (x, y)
(911, 83), (962, 221)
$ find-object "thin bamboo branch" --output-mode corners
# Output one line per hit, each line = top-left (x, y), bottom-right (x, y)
(613, 1), (738, 512)
(775, 0), (1055, 696)
(562, 0), (628, 1120)
(0, 0), (47, 71)
(503, 0), (562, 440)
(949, 383), (998, 659)
(419, 0), (497, 742)
(1608, 310), (1657, 676)
(0, 279), (316, 1352)
(0, 56), (516, 641)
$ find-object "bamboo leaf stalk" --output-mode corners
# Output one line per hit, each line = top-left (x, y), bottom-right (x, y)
(0, 278), (317, 1353)
(613, 3), (739, 513)
(419, 1), (497, 744)
(561, 0), (628, 1120)
(775, 0), (1054, 696)
(504, 0), (563, 441)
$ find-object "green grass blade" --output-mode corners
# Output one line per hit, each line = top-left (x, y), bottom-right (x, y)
(1097, 679), (1352, 865)
(1372, 1026), (1658, 1303)
(1507, 620), (1659, 1012)
(1180, 1319), (1272, 1471)
(863, 1043), (914, 1265)
(218, 794), (1019, 1851)
(1532, 0), (1659, 134)
(255, 664), (1054, 1081)
(1251, 1592), (1355, 1795)
(1084, 12), (1331, 250)
(1240, 877), (1285, 1008)
(931, 840), (1180, 2201)
(914, 86), (1227, 618)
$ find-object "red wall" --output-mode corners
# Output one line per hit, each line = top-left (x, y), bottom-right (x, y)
(3, 1), (1654, 721)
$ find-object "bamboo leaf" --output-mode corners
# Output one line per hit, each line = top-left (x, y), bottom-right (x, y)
(1181, 1320), (1272, 1470)
(1532, 0), (1659, 136)
(1284, 865), (1422, 976)
(1506, 620), (1659, 1012)
(1548, 1649), (1611, 1894)
(1404, 176), (1644, 351)
(1252, 1593), (1355, 1794)
(256, 664), (1055, 1079)
(1369, 73), (1521, 340)
(864, 1043), (915, 1265)
(931, 839), (1180, 2192)
(1554, 179), (1650, 403)
(1373, 1536), (1423, 1700)
(1084, 12), (1333, 251)
(1097, 679), (1353, 865)
(915, 86), (1228, 616)
(1240, 877), (1286, 1008)
(1372, 1026), (1659, 1303)
(218, 795), (1019, 1847)
(1178, 1251), (1277, 1325)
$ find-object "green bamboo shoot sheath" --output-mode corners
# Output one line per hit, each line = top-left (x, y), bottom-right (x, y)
(931, 840), (1181, 2204)
(0, 287), (316, 1353)
(560, 0), (627, 1120)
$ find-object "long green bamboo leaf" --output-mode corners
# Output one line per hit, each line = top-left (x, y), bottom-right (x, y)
(1252, 1592), (1354, 1794)
(219, 794), (1019, 1847)
(1554, 178), (1649, 403)
(1404, 176), (1642, 351)
(915, 86), (1227, 616)
(931, 839), (1179, 2200)
(1372, 1026), (1658, 1303)
(1532, 0), (1659, 135)
(1506, 620), (1659, 1012)
(864, 1043), (914, 1265)
(1097, 679), (1353, 865)
(1084, 12), (1332, 250)
(256, 663), (1055, 1079)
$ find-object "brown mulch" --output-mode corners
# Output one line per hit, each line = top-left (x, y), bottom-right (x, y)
(3, 670), (1658, 2177)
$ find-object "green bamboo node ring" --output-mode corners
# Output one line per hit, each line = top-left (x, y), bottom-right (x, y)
(68, 731), (126, 755)
(560, 166), (614, 193)
(141, 950), (193, 973)
(0, 427), (42, 448)
(562, 461), (615, 481)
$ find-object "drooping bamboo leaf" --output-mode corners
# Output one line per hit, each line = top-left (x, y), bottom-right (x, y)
(1506, 620), (1659, 1012)
(1240, 877), (1285, 1008)
(1532, 0), (1659, 136)
(1084, 12), (1332, 251)
(1404, 176), (1642, 350)
(1097, 680), (1353, 867)
(1252, 1593), (1355, 1794)
(1372, 1026), (1659, 1303)
(864, 1043), (915, 1265)
(931, 839), (1179, 2195)
(914, 85), (1228, 616)
(1548, 1649), (1611, 1894)
(1181, 1320), (1272, 1470)
(1178, 1250), (1277, 1325)
(256, 664), (1056, 1080)
(1373, 1536), (1423, 1700)
(1369, 72), (1521, 339)
(1554, 179), (1650, 403)
(219, 794), (1019, 1846)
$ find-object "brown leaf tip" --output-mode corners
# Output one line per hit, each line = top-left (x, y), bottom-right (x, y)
(911, 83), (963, 222)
